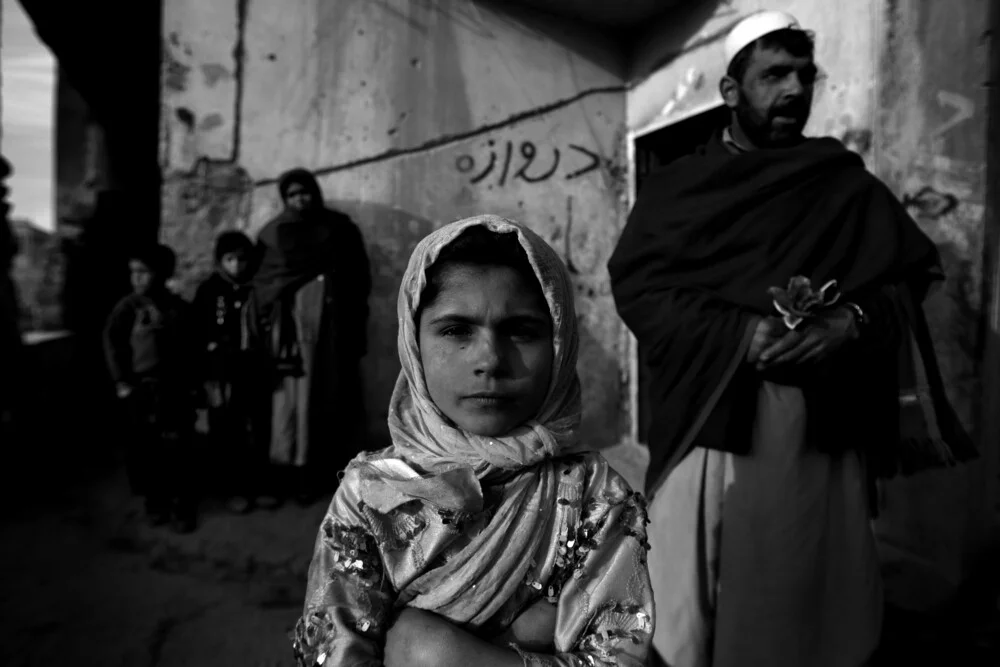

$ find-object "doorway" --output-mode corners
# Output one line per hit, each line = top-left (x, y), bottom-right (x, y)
(630, 104), (730, 444)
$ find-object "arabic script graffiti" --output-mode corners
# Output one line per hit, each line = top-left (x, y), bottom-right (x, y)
(456, 140), (603, 186)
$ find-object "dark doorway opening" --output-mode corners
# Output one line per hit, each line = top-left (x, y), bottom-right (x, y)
(631, 104), (730, 444)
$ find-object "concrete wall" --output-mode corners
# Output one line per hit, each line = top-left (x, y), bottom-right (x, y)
(871, 0), (996, 609)
(627, 0), (997, 608)
(159, 0), (630, 450)
(627, 0), (879, 160)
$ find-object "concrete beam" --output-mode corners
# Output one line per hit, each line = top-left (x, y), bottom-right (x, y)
(502, 0), (690, 27)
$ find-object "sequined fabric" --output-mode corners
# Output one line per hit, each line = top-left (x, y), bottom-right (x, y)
(291, 216), (653, 665)
(292, 453), (653, 666)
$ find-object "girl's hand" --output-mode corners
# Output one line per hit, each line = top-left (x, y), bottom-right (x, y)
(385, 608), (456, 667)
(385, 608), (524, 667)
(495, 599), (557, 652)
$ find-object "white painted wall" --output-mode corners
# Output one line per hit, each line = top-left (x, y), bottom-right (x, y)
(159, 0), (631, 450)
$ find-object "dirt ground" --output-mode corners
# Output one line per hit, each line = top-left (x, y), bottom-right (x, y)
(1, 438), (996, 667)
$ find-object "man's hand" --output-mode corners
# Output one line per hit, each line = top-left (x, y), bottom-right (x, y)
(385, 608), (524, 667)
(758, 307), (859, 369)
(747, 316), (786, 365)
(115, 382), (133, 399)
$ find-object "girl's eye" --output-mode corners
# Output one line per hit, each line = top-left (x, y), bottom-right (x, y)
(508, 325), (543, 341)
(440, 325), (472, 338)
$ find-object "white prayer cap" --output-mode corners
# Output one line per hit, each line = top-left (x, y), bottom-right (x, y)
(724, 10), (802, 68)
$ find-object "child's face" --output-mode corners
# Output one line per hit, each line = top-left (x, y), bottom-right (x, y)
(129, 259), (159, 295)
(221, 250), (249, 279)
(418, 263), (553, 437)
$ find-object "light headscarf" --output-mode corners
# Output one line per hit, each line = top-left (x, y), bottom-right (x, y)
(351, 215), (587, 625)
(388, 213), (582, 476)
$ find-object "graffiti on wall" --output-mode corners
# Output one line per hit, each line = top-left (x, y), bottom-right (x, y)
(455, 140), (603, 186)
(538, 195), (614, 302)
(932, 91), (975, 140)
(902, 186), (960, 220)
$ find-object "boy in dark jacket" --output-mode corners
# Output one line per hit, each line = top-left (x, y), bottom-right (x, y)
(192, 231), (273, 513)
(103, 243), (198, 533)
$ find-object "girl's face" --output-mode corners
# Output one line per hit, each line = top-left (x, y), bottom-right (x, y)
(418, 263), (553, 438)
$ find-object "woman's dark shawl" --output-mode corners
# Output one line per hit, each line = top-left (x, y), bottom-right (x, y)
(246, 170), (371, 370)
(253, 170), (340, 313)
(608, 133), (976, 496)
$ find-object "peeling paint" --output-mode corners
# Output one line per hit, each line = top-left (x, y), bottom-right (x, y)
(163, 45), (191, 93)
(199, 113), (225, 132)
(161, 158), (254, 299)
(201, 63), (231, 87)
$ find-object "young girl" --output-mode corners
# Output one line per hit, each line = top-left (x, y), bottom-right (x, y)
(292, 215), (653, 666)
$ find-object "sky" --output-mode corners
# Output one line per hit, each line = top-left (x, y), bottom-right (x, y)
(2, 0), (56, 231)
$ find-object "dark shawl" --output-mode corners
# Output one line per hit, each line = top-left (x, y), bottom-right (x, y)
(608, 132), (976, 496)
(253, 169), (341, 314)
(246, 169), (371, 372)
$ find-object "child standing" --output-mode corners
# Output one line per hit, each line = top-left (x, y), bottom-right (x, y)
(103, 243), (198, 533)
(192, 231), (273, 513)
(292, 216), (653, 667)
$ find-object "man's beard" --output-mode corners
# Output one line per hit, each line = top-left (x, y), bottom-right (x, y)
(735, 89), (809, 148)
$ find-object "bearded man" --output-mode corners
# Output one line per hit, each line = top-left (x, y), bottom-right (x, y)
(608, 11), (975, 667)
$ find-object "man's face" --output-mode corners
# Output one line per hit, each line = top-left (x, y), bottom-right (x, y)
(728, 44), (817, 148)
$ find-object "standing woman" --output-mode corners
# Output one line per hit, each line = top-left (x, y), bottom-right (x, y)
(247, 168), (372, 504)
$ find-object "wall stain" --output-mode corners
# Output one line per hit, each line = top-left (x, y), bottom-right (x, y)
(175, 107), (196, 129)
(842, 128), (873, 156)
(199, 113), (225, 132)
(201, 63), (230, 87)
(162, 44), (191, 93)
(161, 158), (254, 298)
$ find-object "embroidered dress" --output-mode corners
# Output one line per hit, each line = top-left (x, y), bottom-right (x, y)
(292, 215), (654, 666)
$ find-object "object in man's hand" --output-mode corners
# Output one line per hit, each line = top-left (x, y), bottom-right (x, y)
(767, 276), (841, 330)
